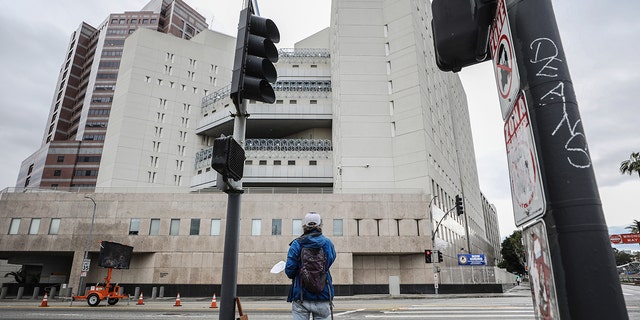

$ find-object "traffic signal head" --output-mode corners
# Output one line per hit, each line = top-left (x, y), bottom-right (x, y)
(431, 0), (496, 72)
(231, 7), (280, 107)
(438, 250), (444, 262)
(211, 136), (246, 181)
(455, 194), (464, 216)
(425, 249), (433, 263)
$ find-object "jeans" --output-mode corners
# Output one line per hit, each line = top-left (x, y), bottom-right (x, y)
(292, 300), (332, 320)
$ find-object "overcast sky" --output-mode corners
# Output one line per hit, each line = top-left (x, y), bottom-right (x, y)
(0, 0), (638, 242)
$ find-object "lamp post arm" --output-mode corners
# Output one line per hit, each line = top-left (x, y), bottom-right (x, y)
(431, 207), (457, 242)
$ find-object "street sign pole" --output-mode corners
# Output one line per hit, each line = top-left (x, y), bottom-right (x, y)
(507, 0), (627, 318)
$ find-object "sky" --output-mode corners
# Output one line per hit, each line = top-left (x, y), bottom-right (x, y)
(0, 0), (638, 244)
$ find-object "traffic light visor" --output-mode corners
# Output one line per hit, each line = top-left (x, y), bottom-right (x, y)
(249, 15), (280, 44)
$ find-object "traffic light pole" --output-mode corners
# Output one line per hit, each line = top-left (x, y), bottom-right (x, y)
(508, 0), (628, 318)
(219, 101), (247, 320)
(428, 196), (439, 294)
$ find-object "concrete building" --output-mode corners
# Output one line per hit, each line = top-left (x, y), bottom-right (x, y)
(1, 0), (506, 297)
(16, 0), (209, 191)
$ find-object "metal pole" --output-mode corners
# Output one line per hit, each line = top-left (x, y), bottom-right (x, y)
(428, 196), (438, 294)
(510, 0), (627, 318)
(78, 196), (96, 296)
(219, 100), (247, 320)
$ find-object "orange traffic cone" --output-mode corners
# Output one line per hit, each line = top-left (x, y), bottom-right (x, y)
(209, 293), (217, 308)
(174, 293), (182, 307)
(136, 292), (145, 305)
(40, 293), (49, 307)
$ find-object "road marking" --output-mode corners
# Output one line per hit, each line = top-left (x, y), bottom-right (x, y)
(335, 308), (364, 316)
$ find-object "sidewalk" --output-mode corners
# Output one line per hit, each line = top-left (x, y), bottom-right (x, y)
(0, 285), (532, 309)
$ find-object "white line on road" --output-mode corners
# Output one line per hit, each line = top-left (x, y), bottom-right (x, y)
(334, 308), (365, 316)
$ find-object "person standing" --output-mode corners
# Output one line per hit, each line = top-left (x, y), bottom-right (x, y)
(286, 212), (336, 320)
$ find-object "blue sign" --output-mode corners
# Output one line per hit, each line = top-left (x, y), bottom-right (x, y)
(457, 254), (486, 266)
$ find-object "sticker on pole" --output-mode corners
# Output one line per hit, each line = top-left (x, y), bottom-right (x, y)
(504, 93), (546, 226)
(523, 221), (560, 320)
(490, 0), (520, 120)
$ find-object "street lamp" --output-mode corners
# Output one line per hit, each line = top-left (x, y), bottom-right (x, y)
(77, 195), (96, 296)
(429, 195), (462, 294)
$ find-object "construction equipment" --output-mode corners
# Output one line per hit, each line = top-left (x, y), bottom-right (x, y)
(73, 267), (129, 306)
(73, 241), (133, 306)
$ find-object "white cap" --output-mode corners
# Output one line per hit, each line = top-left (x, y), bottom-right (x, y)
(304, 212), (321, 226)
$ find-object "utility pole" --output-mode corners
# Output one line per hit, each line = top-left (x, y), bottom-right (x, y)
(432, 0), (627, 318)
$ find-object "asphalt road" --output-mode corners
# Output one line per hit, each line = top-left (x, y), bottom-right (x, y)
(1, 284), (639, 320)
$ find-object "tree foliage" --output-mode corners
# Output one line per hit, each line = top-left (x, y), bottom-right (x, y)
(613, 248), (634, 266)
(626, 219), (640, 234)
(498, 230), (526, 274)
(620, 152), (640, 177)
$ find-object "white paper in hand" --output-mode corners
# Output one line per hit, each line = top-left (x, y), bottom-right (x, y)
(270, 260), (286, 274)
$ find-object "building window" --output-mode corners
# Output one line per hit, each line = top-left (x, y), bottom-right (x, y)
(8, 218), (20, 234)
(48, 218), (61, 235)
(29, 218), (41, 235)
(53, 170), (62, 176)
(272, 219), (282, 236)
(288, 160), (296, 165)
(129, 218), (140, 235)
(245, 160), (253, 165)
(274, 160), (281, 165)
(149, 219), (160, 235)
(169, 219), (180, 236)
(251, 219), (261, 236)
(333, 219), (343, 236)
(57, 156), (64, 163)
(28, 164), (34, 175)
(309, 160), (317, 166)
(259, 160), (267, 165)
(190, 219), (200, 235)
(310, 100), (318, 104)
(210, 219), (221, 236)
(292, 219), (303, 236)
(290, 100), (297, 104)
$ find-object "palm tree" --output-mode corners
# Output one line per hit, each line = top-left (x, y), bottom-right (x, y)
(626, 220), (640, 234)
(620, 152), (640, 177)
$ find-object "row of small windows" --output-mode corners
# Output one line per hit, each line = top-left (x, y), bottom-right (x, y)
(98, 61), (120, 69)
(7, 218), (60, 235)
(127, 218), (344, 237)
(88, 109), (110, 116)
(102, 50), (122, 57)
(145, 76), (211, 96)
(9, 217), (431, 239)
(96, 73), (118, 79)
(111, 18), (157, 25)
(74, 170), (99, 177)
(83, 135), (105, 141)
(86, 121), (107, 127)
(245, 160), (317, 166)
(273, 99), (318, 105)
(104, 40), (125, 47)
(91, 96), (113, 103)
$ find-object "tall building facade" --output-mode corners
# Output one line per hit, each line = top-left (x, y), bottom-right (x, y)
(2, 0), (505, 295)
(16, 0), (208, 190)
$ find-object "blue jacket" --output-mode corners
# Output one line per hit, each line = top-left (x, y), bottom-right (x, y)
(286, 231), (336, 302)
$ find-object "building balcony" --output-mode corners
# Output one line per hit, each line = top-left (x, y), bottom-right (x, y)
(191, 138), (333, 190)
(197, 81), (332, 139)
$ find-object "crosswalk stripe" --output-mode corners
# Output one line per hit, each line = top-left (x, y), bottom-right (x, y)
(362, 304), (535, 319)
